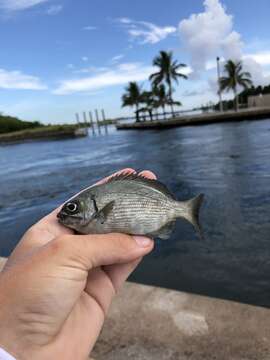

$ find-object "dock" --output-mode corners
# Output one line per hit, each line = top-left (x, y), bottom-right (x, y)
(116, 107), (270, 130)
(1, 257), (269, 359)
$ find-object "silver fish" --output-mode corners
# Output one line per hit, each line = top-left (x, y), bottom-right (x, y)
(57, 173), (204, 240)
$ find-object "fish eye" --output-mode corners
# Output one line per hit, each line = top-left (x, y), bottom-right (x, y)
(65, 202), (79, 213)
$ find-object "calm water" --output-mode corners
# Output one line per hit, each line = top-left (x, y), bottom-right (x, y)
(1, 120), (270, 307)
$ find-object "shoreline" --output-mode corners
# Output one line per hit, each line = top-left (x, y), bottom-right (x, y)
(0, 125), (88, 145)
(116, 106), (270, 130)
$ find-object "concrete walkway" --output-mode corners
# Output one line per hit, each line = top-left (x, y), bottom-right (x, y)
(1, 258), (269, 359)
(116, 107), (270, 130)
(92, 282), (270, 360)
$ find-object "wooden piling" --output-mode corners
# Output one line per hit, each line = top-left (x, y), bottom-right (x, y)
(89, 111), (96, 136)
(95, 109), (101, 135)
(83, 112), (88, 125)
(102, 109), (108, 134)
(75, 113), (80, 127)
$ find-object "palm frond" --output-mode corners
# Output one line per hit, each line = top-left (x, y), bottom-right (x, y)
(175, 72), (188, 79)
(220, 59), (253, 93)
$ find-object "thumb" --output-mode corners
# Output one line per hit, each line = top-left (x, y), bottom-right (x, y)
(0, 233), (154, 333)
(48, 233), (154, 270)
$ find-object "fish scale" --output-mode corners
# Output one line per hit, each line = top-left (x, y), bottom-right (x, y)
(57, 172), (204, 239)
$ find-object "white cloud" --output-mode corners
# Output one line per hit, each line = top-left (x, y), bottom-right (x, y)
(0, 0), (48, 11)
(177, 0), (270, 99)
(54, 61), (192, 95)
(207, 55), (270, 94)
(234, 51), (270, 86)
(0, 68), (47, 90)
(182, 89), (204, 97)
(53, 62), (155, 95)
(74, 66), (109, 74)
(206, 51), (270, 87)
(118, 17), (132, 24)
(81, 56), (89, 62)
(179, 0), (243, 73)
(118, 17), (176, 44)
(244, 51), (270, 67)
(111, 54), (124, 63)
(83, 26), (97, 31)
(242, 57), (270, 86)
(46, 4), (62, 15)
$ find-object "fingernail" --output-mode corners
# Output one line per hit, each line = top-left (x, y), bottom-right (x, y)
(133, 236), (152, 247)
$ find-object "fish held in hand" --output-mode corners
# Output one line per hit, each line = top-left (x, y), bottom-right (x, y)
(57, 173), (204, 240)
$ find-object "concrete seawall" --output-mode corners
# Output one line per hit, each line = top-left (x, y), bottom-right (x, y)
(116, 107), (270, 130)
(1, 258), (269, 359)
(0, 126), (88, 145)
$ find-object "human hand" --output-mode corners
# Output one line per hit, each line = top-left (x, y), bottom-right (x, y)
(0, 168), (155, 360)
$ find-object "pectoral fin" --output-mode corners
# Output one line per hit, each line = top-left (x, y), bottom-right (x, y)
(95, 201), (115, 224)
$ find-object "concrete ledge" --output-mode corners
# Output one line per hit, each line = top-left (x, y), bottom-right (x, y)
(93, 283), (270, 359)
(116, 107), (270, 130)
(1, 258), (269, 359)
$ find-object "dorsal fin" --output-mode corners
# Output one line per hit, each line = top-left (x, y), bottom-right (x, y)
(105, 172), (175, 199)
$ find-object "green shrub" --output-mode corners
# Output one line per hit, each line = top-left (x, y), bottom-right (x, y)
(0, 114), (43, 134)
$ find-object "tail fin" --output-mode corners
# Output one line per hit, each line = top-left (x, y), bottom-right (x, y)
(180, 194), (204, 239)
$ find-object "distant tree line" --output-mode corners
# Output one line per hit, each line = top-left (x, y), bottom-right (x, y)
(214, 84), (270, 111)
(0, 114), (42, 134)
(237, 84), (270, 104)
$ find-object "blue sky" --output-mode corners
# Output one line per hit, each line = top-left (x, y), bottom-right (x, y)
(0, 0), (270, 123)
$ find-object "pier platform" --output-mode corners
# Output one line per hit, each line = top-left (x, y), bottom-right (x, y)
(116, 107), (270, 130)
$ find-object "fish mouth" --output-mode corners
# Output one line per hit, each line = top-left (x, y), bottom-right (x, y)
(57, 212), (69, 224)
(57, 212), (83, 221)
(57, 211), (67, 220)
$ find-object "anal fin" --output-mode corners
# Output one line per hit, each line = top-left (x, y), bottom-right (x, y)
(147, 221), (175, 240)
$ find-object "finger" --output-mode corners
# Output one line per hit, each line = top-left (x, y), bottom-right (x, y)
(84, 258), (142, 316)
(6, 221), (73, 269)
(96, 167), (136, 185)
(138, 170), (157, 180)
(103, 257), (142, 291)
(43, 233), (153, 316)
(53, 233), (153, 271)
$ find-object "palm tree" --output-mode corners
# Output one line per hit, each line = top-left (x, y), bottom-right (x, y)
(152, 84), (169, 120)
(141, 85), (170, 121)
(220, 60), (253, 111)
(140, 90), (155, 121)
(167, 99), (182, 114)
(122, 82), (143, 122)
(149, 51), (187, 115)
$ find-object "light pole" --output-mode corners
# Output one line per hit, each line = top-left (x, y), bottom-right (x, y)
(216, 57), (223, 112)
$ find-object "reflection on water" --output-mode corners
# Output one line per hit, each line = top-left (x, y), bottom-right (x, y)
(0, 120), (270, 307)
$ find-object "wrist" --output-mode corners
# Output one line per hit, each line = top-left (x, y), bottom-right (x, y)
(0, 339), (36, 360)
(0, 278), (34, 360)
(0, 331), (23, 360)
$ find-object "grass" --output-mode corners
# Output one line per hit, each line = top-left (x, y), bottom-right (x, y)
(0, 124), (80, 143)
